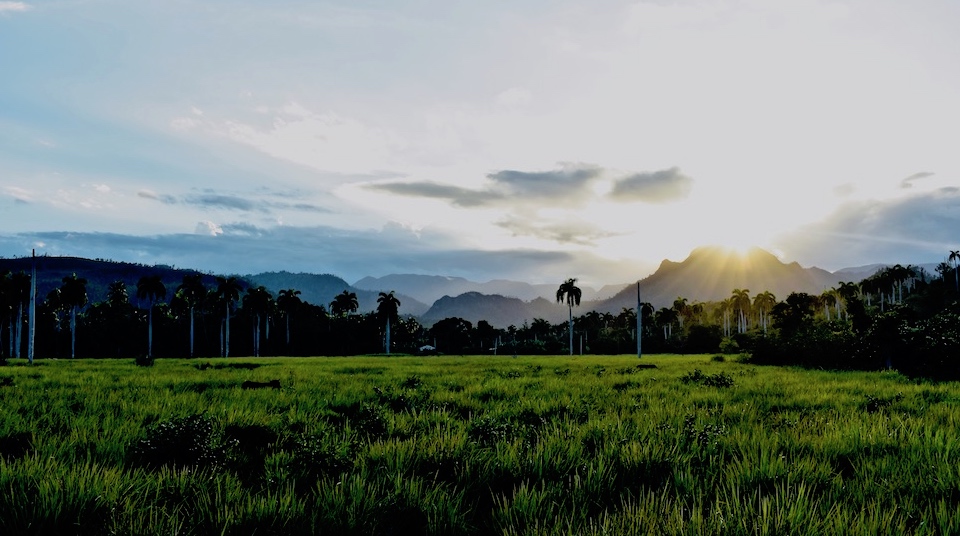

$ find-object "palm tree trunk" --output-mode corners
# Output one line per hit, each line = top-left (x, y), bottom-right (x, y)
(70, 307), (77, 359)
(15, 303), (23, 358)
(189, 305), (195, 357)
(147, 305), (153, 358)
(385, 318), (391, 355)
(286, 316), (291, 347)
(568, 304), (573, 356)
(225, 303), (230, 358)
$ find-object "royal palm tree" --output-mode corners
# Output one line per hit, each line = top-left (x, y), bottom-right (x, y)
(60, 273), (88, 359)
(672, 297), (689, 331)
(214, 276), (242, 357)
(137, 275), (166, 359)
(175, 274), (206, 357)
(556, 278), (582, 356)
(9, 271), (30, 359)
(730, 289), (751, 334)
(330, 290), (359, 318)
(276, 288), (302, 348)
(376, 291), (401, 354)
(752, 291), (776, 334)
(243, 286), (274, 357)
(950, 250), (960, 292)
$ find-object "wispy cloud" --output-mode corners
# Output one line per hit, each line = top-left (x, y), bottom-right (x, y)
(778, 188), (960, 270)
(900, 171), (935, 189)
(137, 188), (331, 214)
(366, 163), (605, 208)
(0, 2), (30, 14)
(496, 216), (619, 246)
(610, 167), (693, 203)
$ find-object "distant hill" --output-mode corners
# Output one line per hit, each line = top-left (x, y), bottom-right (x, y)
(247, 271), (429, 316)
(598, 246), (845, 312)
(420, 293), (568, 327)
(353, 274), (603, 304)
(0, 256), (224, 305)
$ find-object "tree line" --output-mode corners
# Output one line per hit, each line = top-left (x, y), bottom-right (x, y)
(1, 253), (958, 374)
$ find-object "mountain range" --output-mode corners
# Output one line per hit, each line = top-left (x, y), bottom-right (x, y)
(1, 246), (913, 329)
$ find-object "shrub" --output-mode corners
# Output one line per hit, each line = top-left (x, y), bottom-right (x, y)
(128, 414), (233, 470)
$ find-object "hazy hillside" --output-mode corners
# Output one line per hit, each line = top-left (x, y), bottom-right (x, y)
(0, 256), (224, 305)
(599, 246), (846, 311)
(354, 274), (603, 304)
(248, 271), (429, 316)
(420, 293), (572, 327)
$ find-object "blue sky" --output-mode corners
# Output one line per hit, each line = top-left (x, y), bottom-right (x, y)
(1, 0), (958, 286)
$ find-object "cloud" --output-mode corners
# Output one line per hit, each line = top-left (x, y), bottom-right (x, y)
(900, 171), (935, 189)
(137, 188), (330, 214)
(609, 167), (693, 203)
(137, 190), (177, 204)
(195, 221), (223, 236)
(496, 216), (618, 246)
(0, 2), (30, 14)
(778, 188), (960, 270)
(366, 181), (502, 207)
(367, 162), (605, 208)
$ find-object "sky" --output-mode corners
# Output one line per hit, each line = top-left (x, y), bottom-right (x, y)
(1, 0), (958, 287)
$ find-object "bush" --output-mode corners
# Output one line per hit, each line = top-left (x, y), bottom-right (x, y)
(128, 414), (233, 470)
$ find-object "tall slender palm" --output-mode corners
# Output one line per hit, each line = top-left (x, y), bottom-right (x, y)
(175, 274), (206, 357)
(0, 270), (10, 358)
(214, 276), (242, 357)
(9, 271), (30, 358)
(752, 291), (776, 334)
(243, 286), (274, 357)
(950, 250), (960, 292)
(330, 290), (359, 318)
(730, 289), (751, 334)
(672, 297), (689, 331)
(137, 275), (166, 359)
(376, 291), (401, 355)
(60, 273), (88, 359)
(556, 278), (582, 356)
(276, 289), (302, 349)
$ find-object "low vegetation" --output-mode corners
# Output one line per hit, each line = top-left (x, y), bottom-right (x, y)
(2, 354), (960, 535)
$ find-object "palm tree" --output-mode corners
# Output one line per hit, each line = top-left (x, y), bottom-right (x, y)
(214, 276), (242, 357)
(376, 291), (401, 355)
(672, 297), (689, 331)
(0, 270), (10, 358)
(276, 289), (302, 349)
(137, 275), (166, 359)
(752, 291), (776, 334)
(60, 273), (88, 359)
(9, 271), (30, 359)
(243, 286), (274, 357)
(330, 290), (359, 318)
(175, 274), (206, 357)
(556, 278), (582, 356)
(950, 250), (960, 292)
(730, 289), (751, 334)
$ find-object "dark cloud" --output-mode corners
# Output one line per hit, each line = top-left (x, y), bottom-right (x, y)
(486, 163), (603, 200)
(367, 182), (502, 207)
(900, 171), (935, 189)
(496, 216), (619, 246)
(609, 167), (693, 203)
(188, 194), (259, 211)
(365, 163), (604, 208)
(138, 188), (331, 214)
(137, 190), (177, 204)
(777, 188), (960, 270)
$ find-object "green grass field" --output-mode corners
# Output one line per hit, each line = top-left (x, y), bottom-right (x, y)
(1, 354), (959, 535)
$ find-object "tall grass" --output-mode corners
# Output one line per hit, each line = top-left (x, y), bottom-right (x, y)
(1, 355), (959, 534)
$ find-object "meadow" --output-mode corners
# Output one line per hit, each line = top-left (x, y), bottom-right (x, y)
(1, 354), (959, 535)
